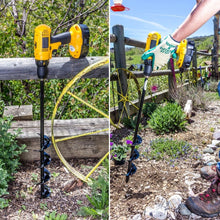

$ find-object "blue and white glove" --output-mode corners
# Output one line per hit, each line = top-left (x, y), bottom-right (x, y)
(142, 35), (180, 71)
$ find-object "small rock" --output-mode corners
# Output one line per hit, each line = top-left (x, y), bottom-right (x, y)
(212, 140), (220, 147)
(203, 148), (214, 154)
(144, 207), (167, 220)
(119, 217), (127, 220)
(152, 209), (167, 220)
(200, 165), (216, 180)
(131, 214), (142, 220)
(168, 195), (182, 210)
(206, 160), (217, 166)
(191, 213), (202, 219)
(63, 179), (76, 192)
(202, 154), (217, 165)
(192, 161), (201, 168)
(179, 203), (191, 216)
(207, 144), (217, 151)
(154, 195), (168, 209)
(213, 131), (220, 140)
(63, 179), (83, 192)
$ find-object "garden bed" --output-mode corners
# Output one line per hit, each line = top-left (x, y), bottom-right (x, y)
(110, 92), (220, 219)
(0, 158), (106, 219)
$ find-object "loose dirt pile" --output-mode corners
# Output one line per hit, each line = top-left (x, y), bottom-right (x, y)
(0, 158), (102, 220)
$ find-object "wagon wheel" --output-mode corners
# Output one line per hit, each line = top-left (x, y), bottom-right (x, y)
(110, 68), (141, 127)
(51, 58), (109, 183)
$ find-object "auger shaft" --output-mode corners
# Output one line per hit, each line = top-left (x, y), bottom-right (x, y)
(126, 59), (152, 183)
(40, 79), (45, 197)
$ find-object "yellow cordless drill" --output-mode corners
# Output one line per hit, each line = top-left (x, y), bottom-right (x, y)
(34, 24), (89, 78)
(176, 39), (195, 70)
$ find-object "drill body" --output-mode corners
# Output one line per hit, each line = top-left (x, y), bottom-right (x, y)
(176, 39), (195, 70)
(34, 24), (90, 79)
(144, 32), (161, 76)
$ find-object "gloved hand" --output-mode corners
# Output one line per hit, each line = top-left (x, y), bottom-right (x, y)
(141, 35), (180, 70)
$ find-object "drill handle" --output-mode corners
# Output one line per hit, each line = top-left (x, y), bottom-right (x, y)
(144, 59), (153, 77)
(50, 32), (71, 54)
(51, 32), (71, 45)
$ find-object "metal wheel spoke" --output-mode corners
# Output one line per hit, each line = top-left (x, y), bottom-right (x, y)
(55, 128), (109, 143)
(51, 58), (109, 183)
(110, 68), (141, 128)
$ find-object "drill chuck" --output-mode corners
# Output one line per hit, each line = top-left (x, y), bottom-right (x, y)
(36, 60), (49, 79)
(144, 59), (153, 77)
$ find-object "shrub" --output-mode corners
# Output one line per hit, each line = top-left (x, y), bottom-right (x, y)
(0, 116), (26, 179)
(170, 85), (210, 110)
(0, 116), (26, 208)
(0, 100), (5, 116)
(122, 116), (137, 129)
(148, 102), (186, 134)
(44, 211), (68, 220)
(144, 138), (192, 165)
(78, 159), (109, 219)
(143, 102), (158, 119)
(0, 164), (9, 196)
(111, 144), (129, 161)
(207, 80), (219, 92)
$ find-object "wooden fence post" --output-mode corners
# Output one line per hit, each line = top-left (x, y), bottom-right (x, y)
(112, 25), (129, 121)
(212, 14), (219, 80)
(167, 59), (176, 99)
(192, 47), (198, 85)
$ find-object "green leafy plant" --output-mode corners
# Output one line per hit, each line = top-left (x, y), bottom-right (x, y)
(31, 173), (38, 183)
(122, 115), (137, 129)
(144, 138), (192, 166)
(0, 116), (26, 178)
(148, 102), (186, 134)
(40, 202), (48, 211)
(0, 100), (5, 116)
(51, 172), (60, 178)
(45, 211), (68, 220)
(78, 159), (109, 219)
(122, 115), (144, 131)
(110, 144), (129, 161)
(0, 197), (9, 209)
(143, 102), (158, 119)
(0, 116), (26, 208)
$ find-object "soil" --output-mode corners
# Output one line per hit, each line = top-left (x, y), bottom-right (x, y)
(110, 95), (220, 220)
(1, 94), (220, 220)
(0, 158), (103, 220)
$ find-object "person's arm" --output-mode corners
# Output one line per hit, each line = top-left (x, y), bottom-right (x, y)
(172, 0), (220, 41)
(142, 0), (220, 70)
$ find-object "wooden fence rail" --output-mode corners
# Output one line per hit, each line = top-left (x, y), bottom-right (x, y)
(0, 56), (109, 161)
(0, 56), (108, 80)
(110, 65), (213, 80)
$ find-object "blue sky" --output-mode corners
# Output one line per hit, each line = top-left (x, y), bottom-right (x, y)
(110, 0), (214, 42)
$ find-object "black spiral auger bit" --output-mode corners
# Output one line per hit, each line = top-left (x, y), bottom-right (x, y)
(126, 32), (161, 183)
(37, 62), (52, 198)
(35, 31), (52, 198)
